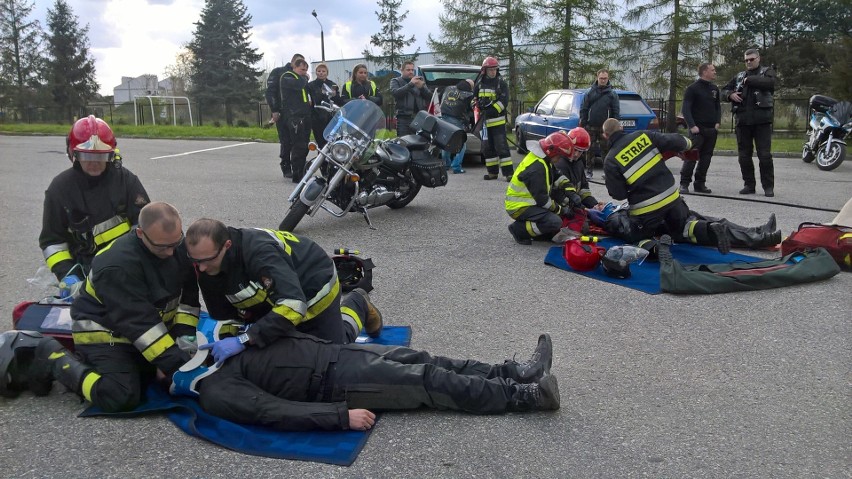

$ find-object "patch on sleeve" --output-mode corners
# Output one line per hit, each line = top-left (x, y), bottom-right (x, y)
(135, 194), (149, 207)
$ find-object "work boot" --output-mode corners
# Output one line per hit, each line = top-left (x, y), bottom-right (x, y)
(693, 184), (712, 194)
(497, 334), (552, 383)
(679, 184), (689, 194)
(351, 288), (383, 338)
(28, 337), (91, 397)
(710, 222), (731, 254)
(727, 227), (783, 248)
(508, 375), (560, 412)
(739, 186), (756, 195)
(764, 213), (777, 234)
(508, 223), (532, 245)
(483, 173), (499, 180)
(764, 187), (774, 197)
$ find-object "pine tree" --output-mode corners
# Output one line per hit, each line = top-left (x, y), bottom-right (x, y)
(187, 0), (263, 126)
(0, 0), (45, 116)
(43, 0), (97, 123)
(362, 0), (418, 72)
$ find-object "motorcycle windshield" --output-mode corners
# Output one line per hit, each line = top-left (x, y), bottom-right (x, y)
(324, 100), (385, 142)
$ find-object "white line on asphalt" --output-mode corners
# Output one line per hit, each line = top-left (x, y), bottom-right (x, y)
(149, 142), (256, 159)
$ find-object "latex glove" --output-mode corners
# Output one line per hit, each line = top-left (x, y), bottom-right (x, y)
(198, 337), (245, 367)
(59, 275), (82, 299)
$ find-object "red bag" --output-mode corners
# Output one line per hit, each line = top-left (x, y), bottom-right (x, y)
(781, 222), (852, 271)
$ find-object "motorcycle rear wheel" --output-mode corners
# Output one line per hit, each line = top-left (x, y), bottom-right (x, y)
(279, 200), (310, 231)
(802, 144), (815, 163)
(387, 170), (422, 209)
(816, 142), (846, 171)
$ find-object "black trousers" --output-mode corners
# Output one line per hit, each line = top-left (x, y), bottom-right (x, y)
(280, 114), (310, 180)
(680, 126), (718, 187)
(311, 110), (333, 149)
(607, 199), (718, 246)
(396, 115), (414, 137)
(584, 125), (608, 170)
(76, 342), (156, 413)
(483, 125), (513, 176)
(301, 289), (364, 344)
(510, 206), (562, 241)
(735, 122), (774, 189)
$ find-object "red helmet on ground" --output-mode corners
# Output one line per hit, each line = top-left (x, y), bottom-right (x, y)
(567, 127), (591, 153)
(67, 115), (117, 163)
(563, 238), (605, 271)
(481, 56), (499, 70)
(539, 131), (575, 159)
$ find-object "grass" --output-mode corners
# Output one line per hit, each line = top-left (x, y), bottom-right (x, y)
(2, 122), (804, 153)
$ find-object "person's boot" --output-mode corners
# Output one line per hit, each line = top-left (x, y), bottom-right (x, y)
(739, 186), (756, 194)
(28, 337), (92, 397)
(495, 334), (552, 383)
(764, 187), (774, 197)
(726, 226), (783, 248)
(508, 223), (532, 245)
(351, 288), (383, 338)
(508, 375), (560, 412)
(483, 173), (499, 180)
(763, 213), (777, 234)
(710, 222), (731, 254)
(693, 184), (712, 194)
(679, 183), (689, 194)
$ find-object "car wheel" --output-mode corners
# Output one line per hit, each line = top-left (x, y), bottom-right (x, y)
(515, 128), (528, 154)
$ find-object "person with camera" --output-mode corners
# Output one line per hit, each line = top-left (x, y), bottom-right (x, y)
(721, 48), (777, 197)
(390, 61), (432, 137)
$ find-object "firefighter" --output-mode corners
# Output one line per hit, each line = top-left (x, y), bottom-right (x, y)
(475, 56), (514, 181)
(602, 118), (780, 252)
(279, 58), (312, 182)
(551, 127), (605, 211)
(505, 130), (585, 245)
(27, 202), (200, 412)
(266, 53), (304, 178)
(183, 218), (383, 365)
(40, 116), (150, 293)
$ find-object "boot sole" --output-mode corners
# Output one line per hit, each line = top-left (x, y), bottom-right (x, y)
(539, 374), (561, 410)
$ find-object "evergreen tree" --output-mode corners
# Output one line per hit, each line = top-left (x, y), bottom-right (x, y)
(44, 0), (98, 123)
(362, 0), (418, 72)
(187, 0), (263, 126)
(0, 0), (45, 116)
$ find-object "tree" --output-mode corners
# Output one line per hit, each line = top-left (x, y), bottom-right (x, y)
(187, 0), (263, 126)
(0, 0), (45, 116)
(43, 0), (98, 122)
(163, 48), (195, 96)
(362, 0), (418, 72)
(428, 0), (534, 120)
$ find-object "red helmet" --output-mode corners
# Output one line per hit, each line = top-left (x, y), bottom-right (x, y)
(563, 238), (605, 271)
(481, 56), (499, 69)
(539, 131), (575, 159)
(567, 127), (591, 153)
(67, 115), (117, 163)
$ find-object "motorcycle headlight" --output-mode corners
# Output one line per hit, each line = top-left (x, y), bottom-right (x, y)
(331, 141), (353, 162)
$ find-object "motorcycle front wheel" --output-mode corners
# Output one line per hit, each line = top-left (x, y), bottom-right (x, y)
(816, 142), (846, 171)
(279, 200), (310, 231)
(802, 144), (815, 163)
(387, 170), (422, 209)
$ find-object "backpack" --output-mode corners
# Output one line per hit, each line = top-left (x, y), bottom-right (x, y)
(781, 222), (852, 271)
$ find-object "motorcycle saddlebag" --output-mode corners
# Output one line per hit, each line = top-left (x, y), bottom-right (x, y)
(410, 111), (466, 154)
(12, 301), (75, 351)
(781, 222), (852, 271)
(409, 151), (448, 188)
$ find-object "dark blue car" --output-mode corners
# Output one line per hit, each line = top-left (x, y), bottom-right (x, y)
(514, 88), (660, 153)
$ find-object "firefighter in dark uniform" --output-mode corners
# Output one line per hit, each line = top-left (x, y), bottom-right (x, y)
(551, 128), (604, 211)
(601, 119), (732, 253)
(184, 219), (383, 363)
(505, 131), (586, 245)
(266, 53), (303, 178)
(181, 327), (559, 431)
(307, 62), (342, 149)
(27, 202), (200, 412)
(40, 115), (149, 289)
(341, 63), (383, 106)
(475, 56), (514, 181)
(280, 58), (313, 183)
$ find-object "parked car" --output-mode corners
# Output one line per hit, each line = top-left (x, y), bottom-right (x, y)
(514, 88), (659, 155)
(417, 64), (483, 162)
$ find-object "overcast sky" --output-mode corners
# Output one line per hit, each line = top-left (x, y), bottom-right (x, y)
(31, 0), (444, 95)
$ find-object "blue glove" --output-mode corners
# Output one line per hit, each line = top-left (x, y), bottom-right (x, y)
(198, 337), (245, 367)
(59, 275), (82, 299)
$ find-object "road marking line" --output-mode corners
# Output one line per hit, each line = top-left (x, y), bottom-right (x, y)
(150, 142), (256, 159)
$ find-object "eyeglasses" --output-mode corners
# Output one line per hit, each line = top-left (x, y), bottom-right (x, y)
(187, 243), (225, 264)
(744, 57), (758, 63)
(139, 228), (184, 250)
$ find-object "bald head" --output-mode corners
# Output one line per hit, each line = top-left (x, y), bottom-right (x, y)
(602, 118), (623, 138)
(138, 201), (181, 233)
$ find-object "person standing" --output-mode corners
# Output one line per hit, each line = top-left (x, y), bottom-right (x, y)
(722, 48), (777, 197)
(341, 64), (383, 106)
(439, 79), (475, 174)
(679, 62), (721, 194)
(475, 56), (514, 181)
(307, 63), (341, 149)
(266, 54), (304, 178)
(390, 61), (432, 136)
(279, 59), (312, 182)
(579, 69), (620, 178)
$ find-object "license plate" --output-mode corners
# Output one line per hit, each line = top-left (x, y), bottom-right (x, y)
(620, 119), (636, 128)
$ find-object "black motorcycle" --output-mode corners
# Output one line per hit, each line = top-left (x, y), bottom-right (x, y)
(278, 100), (465, 231)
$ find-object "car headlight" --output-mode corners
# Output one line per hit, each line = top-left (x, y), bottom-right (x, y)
(330, 141), (353, 162)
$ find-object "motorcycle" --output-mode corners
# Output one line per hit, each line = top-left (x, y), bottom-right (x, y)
(802, 95), (852, 171)
(278, 99), (465, 231)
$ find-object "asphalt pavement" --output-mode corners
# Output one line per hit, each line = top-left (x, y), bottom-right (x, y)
(0, 135), (849, 478)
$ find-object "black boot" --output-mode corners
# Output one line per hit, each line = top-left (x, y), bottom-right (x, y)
(726, 225), (783, 248)
(29, 337), (92, 397)
(495, 334), (552, 383)
(508, 223), (532, 245)
(508, 375), (560, 412)
(710, 222), (731, 254)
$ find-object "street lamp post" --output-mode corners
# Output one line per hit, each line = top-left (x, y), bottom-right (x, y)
(311, 10), (325, 61)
